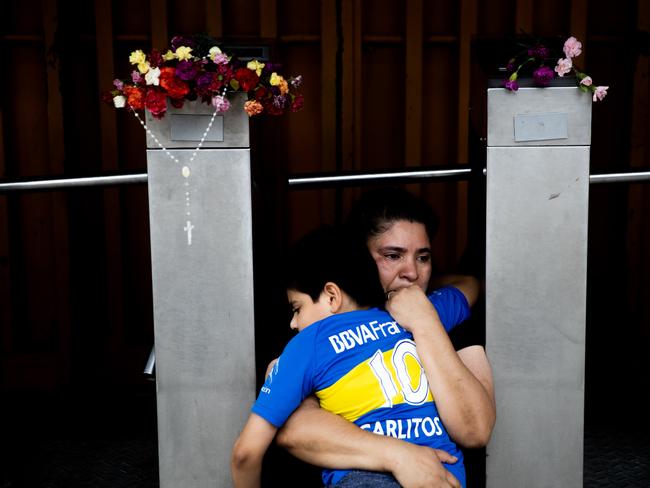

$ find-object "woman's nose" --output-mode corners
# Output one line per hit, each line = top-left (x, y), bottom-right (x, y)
(399, 257), (418, 281)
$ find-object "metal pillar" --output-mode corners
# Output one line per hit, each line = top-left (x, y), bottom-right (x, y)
(486, 86), (591, 487)
(146, 95), (255, 488)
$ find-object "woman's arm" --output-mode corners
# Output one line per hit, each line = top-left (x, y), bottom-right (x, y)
(387, 285), (496, 447)
(276, 396), (461, 488)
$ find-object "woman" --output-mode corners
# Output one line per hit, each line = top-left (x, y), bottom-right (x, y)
(276, 188), (496, 487)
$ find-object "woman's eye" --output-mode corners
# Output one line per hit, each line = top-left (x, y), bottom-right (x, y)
(384, 253), (400, 261)
(417, 254), (431, 263)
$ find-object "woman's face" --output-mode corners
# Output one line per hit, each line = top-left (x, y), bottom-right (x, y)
(367, 220), (432, 294)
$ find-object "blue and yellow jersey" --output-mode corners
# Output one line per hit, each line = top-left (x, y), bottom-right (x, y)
(252, 286), (470, 487)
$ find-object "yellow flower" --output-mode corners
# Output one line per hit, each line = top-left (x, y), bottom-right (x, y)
(175, 46), (193, 61)
(247, 59), (265, 76)
(162, 50), (176, 61)
(129, 50), (146, 66)
(269, 72), (282, 86)
(137, 61), (150, 74)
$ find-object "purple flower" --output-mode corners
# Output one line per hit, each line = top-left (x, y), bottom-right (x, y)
(175, 60), (200, 81)
(533, 66), (554, 86)
(273, 95), (287, 108)
(113, 78), (124, 90)
(527, 44), (550, 59)
(504, 79), (519, 91)
(171, 35), (194, 51)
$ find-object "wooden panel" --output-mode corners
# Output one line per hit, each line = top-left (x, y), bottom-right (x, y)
(206, 0), (223, 38)
(533, 0), (570, 37)
(455, 0), (476, 262)
(515, 0), (533, 33)
(341, 0), (362, 172)
(361, 45), (404, 170)
(405, 0), (422, 168)
(43, 0), (71, 381)
(95, 0), (126, 369)
(223, 0), (260, 37)
(0, 109), (11, 354)
(626, 0), (650, 335)
(260, 0), (277, 38)
(150, 0), (167, 48)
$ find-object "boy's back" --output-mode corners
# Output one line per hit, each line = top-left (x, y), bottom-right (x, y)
(252, 287), (468, 486)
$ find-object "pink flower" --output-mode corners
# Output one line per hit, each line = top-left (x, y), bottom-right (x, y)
(563, 36), (582, 58)
(580, 76), (593, 86)
(593, 86), (608, 102)
(555, 58), (573, 77)
(211, 95), (231, 114)
(131, 70), (144, 84)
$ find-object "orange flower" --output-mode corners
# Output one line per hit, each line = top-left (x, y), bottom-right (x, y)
(123, 85), (145, 110)
(159, 67), (190, 99)
(243, 100), (263, 116)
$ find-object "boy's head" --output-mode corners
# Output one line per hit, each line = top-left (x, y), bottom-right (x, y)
(285, 225), (386, 331)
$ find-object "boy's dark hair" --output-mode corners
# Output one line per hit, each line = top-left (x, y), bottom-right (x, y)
(286, 225), (386, 308)
(344, 187), (439, 244)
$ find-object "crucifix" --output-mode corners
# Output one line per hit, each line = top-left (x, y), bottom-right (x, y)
(184, 220), (194, 246)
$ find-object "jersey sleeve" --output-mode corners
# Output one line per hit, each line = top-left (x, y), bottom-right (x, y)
(251, 329), (317, 428)
(427, 286), (471, 332)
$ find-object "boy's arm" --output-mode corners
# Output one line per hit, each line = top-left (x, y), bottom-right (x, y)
(386, 285), (496, 448)
(277, 396), (461, 487)
(231, 413), (278, 488)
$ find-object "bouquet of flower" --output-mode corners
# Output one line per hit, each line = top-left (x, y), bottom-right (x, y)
(503, 35), (608, 102)
(103, 34), (304, 119)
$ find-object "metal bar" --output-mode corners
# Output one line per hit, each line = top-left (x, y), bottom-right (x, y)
(589, 171), (650, 184)
(288, 167), (473, 188)
(144, 347), (155, 376)
(0, 173), (147, 193)
(3, 168), (650, 194)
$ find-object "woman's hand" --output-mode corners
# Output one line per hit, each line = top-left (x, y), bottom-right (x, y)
(386, 285), (442, 335)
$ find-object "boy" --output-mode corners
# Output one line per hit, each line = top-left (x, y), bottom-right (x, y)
(231, 226), (469, 487)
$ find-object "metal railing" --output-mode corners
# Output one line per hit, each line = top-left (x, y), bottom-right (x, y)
(2, 167), (650, 193)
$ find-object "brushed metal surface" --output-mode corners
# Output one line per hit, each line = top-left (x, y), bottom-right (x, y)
(147, 104), (254, 487)
(485, 146), (589, 488)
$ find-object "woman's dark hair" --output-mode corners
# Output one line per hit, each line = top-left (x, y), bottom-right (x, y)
(344, 187), (439, 243)
(285, 225), (386, 308)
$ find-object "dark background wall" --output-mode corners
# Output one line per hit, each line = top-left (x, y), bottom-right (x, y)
(1, 0), (649, 486)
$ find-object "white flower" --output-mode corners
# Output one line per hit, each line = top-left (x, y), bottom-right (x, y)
(113, 95), (126, 108)
(209, 46), (222, 61)
(145, 66), (161, 86)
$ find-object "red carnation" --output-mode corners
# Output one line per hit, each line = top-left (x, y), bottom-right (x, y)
(254, 86), (268, 101)
(159, 67), (190, 99)
(145, 88), (167, 119)
(123, 85), (145, 110)
(263, 99), (283, 115)
(291, 94), (304, 112)
(234, 68), (259, 92)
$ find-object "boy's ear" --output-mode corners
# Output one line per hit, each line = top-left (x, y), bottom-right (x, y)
(322, 282), (344, 313)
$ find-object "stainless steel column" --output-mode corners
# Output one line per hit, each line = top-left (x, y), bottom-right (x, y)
(486, 86), (591, 487)
(146, 95), (255, 487)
